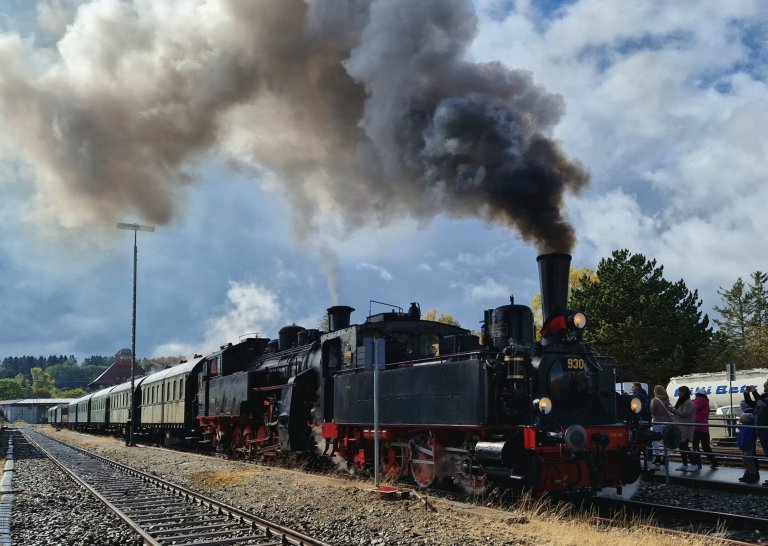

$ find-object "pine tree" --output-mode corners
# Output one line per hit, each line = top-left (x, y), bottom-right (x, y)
(713, 278), (750, 367)
(747, 271), (768, 366)
(569, 249), (711, 386)
(715, 273), (768, 369)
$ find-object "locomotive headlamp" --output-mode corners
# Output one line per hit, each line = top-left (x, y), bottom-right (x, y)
(534, 397), (553, 415)
(571, 312), (587, 329)
(630, 397), (643, 414)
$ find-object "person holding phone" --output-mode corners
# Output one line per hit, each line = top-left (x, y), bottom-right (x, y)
(744, 380), (768, 486)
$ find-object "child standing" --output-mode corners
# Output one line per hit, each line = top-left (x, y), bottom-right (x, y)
(738, 411), (759, 484)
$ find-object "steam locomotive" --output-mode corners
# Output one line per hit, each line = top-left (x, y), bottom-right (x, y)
(52, 253), (660, 496)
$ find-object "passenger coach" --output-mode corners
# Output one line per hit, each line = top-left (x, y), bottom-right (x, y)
(140, 357), (204, 443)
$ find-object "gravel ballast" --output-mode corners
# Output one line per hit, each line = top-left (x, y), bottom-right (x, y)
(9, 430), (142, 546)
(17, 426), (767, 545)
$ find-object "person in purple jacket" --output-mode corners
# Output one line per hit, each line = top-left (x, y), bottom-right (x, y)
(690, 388), (718, 473)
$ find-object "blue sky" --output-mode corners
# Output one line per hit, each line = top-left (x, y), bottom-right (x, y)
(0, 0), (766, 362)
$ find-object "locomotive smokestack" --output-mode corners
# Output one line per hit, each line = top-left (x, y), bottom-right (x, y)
(537, 254), (571, 321)
(327, 306), (355, 332)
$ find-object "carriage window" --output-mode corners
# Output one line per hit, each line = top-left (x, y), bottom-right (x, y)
(179, 378), (184, 398)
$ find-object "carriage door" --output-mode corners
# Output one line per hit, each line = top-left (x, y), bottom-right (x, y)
(198, 363), (208, 417)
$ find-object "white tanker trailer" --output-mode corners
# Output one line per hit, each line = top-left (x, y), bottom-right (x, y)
(666, 368), (768, 409)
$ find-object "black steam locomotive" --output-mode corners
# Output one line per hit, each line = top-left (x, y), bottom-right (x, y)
(54, 253), (655, 496)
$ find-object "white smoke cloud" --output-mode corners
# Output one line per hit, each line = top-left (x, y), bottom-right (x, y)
(36, 0), (77, 41)
(152, 280), (283, 357)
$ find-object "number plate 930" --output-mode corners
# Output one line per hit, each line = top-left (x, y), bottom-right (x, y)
(565, 358), (585, 370)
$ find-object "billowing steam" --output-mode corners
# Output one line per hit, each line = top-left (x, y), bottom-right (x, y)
(0, 0), (588, 257)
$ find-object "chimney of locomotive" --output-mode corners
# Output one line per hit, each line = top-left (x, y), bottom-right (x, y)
(536, 253), (572, 322)
(327, 305), (355, 331)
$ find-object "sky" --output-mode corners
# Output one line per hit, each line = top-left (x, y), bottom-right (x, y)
(0, 0), (766, 362)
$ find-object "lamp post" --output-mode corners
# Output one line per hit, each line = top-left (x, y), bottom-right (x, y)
(116, 222), (155, 446)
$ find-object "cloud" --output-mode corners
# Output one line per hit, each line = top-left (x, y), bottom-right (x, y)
(472, 1), (768, 314)
(452, 277), (509, 303)
(416, 263), (432, 272)
(356, 262), (393, 282)
(569, 190), (659, 257)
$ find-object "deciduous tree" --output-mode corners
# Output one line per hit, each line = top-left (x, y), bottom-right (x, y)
(422, 309), (461, 327)
(0, 378), (27, 400)
(31, 367), (56, 398)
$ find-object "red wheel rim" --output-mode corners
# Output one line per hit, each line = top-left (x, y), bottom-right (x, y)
(409, 433), (436, 488)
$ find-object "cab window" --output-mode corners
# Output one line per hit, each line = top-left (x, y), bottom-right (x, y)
(390, 332), (413, 358)
(419, 333), (440, 357)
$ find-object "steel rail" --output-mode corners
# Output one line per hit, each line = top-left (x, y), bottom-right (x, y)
(22, 429), (161, 545)
(21, 427), (331, 546)
(587, 496), (768, 544)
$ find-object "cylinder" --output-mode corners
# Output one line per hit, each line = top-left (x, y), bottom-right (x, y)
(537, 253), (572, 321)
(327, 306), (355, 331)
(474, 441), (513, 466)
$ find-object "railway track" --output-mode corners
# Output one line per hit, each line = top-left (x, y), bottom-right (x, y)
(588, 496), (768, 545)
(27, 425), (768, 544)
(20, 427), (331, 546)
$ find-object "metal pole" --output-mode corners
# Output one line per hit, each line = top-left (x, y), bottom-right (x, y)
(117, 222), (154, 447)
(373, 341), (380, 487)
(129, 230), (137, 446)
(728, 363), (734, 438)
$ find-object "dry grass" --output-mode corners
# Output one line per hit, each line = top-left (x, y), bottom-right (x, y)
(501, 493), (732, 546)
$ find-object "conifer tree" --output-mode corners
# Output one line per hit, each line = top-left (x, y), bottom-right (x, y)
(569, 249), (711, 386)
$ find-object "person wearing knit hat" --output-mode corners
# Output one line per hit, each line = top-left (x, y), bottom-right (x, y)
(672, 386), (695, 472)
(691, 389), (718, 472)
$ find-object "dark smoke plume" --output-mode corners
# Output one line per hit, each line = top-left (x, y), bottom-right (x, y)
(0, 0), (588, 253)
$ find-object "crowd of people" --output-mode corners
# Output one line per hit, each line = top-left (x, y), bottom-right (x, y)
(633, 377), (768, 486)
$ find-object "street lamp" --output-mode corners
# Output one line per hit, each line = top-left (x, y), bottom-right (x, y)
(116, 222), (155, 446)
